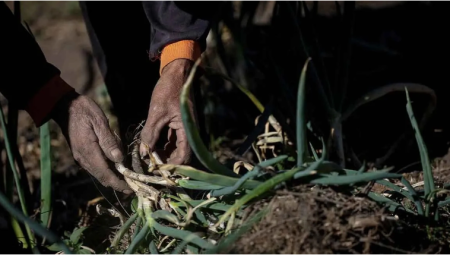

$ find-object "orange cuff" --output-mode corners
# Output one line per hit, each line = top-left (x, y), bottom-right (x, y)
(26, 76), (75, 126)
(160, 40), (202, 75)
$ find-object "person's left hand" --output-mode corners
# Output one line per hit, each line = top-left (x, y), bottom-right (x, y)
(139, 59), (196, 165)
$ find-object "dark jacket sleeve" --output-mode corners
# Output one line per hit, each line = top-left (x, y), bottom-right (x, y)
(0, 2), (61, 109)
(142, 1), (222, 59)
(0, 2), (74, 126)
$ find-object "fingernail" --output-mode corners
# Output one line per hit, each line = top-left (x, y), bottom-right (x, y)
(111, 148), (123, 162)
(123, 189), (133, 195)
(139, 143), (148, 158)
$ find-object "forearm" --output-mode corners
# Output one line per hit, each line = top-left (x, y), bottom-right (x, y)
(0, 2), (74, 126)
(142, 1), (222, 73)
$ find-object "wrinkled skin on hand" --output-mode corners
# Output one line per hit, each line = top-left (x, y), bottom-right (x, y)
(51, 91), (132, 194)
(139, 59), (196, 165)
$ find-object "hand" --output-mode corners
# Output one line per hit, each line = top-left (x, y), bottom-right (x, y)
(139, 59), (196, 165)
(51, 91), (132, 194)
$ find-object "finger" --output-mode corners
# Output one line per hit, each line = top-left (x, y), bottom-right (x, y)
(140, 117), (168, 157)
(164, 128), (177, 154)
(95, 119), (124, 163)
(161, 128), (177, 163)
(167, 122), (191, 165)
(77, 142), (132, 194)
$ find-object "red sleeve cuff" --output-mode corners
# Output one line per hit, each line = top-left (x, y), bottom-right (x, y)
(26, 76), (75, 126)
(160, 40), (202, 75)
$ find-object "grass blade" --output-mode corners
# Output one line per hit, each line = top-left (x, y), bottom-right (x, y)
(191, 200), (210, 227)
(209, 167), (261, 197)
(405, 88), (435, 197)
(180, 59), (237, 177)
(40, 122), (52, 229)
(177, 180), (225, 190)
(258, 155), (289, 168)
(149, 240), (158, 254)
(309, 142), (319, 161)
(131, 217), (142, 242)
(171, 233), (200, 254)
(5, 164), (28, 247)
(175, 200), (233, 212)
(341, 166), (393, 176)
(172, 165), (262, 189)
(401, 177), (424, 215)
(125, 221), (149, 254)
(169, 202), (187, 218)
(0, 104), (35, 246)
(210, 155), (288, 197)
(357, 162), (366, 174)
(150, 219), (214, 250)
(368, 192), (415, 214)
(309, 170), (401, 185)
(5, 94), (33, 247)
(438, 198), (450, 208)
(10, 219), (26, 248)
(297, 58), (311, 167)
(111, 213), (138, 248)
(152, 210), (182, 225)
(375, 179), (414, 201)
(0, 190), (71, 253)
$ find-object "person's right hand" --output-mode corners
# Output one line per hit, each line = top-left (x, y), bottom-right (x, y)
(50, 90), (132, 194)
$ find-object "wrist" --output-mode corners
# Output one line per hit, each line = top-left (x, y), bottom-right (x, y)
(160, 58), (205, 84)
(49, 90), (80, 124)
(25, 76), (75, 127)
(161, 59), (194, 76)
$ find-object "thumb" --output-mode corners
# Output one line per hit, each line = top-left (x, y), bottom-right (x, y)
(140, 118), (167, 158)
(97, 122), (124, 163)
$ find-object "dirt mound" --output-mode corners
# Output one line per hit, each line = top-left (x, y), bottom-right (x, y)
(229, 186), (447, 254)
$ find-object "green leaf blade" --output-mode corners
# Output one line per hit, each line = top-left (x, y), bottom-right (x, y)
(405, 87), (435, 196)
(297, 58), (311, 167)
(70, 227), (87, 244)
(180, 60), (237, 178)
(40, 122), (52, 229)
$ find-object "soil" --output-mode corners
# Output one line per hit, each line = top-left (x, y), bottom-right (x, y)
(230, 186), (449, 254)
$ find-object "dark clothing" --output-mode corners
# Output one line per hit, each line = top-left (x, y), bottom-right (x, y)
(141, 1), (214, 59)
(0, 1), (219, 132)
(79, 1), (219, 141)
(0, 2), (60, 110)
(80, 1), (160, 137)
